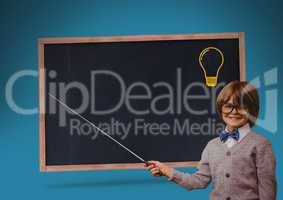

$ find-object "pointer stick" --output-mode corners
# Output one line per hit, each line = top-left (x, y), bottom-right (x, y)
(48, 93), (152, 166)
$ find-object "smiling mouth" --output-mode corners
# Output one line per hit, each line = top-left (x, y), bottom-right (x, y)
(228, 115), (242, 119)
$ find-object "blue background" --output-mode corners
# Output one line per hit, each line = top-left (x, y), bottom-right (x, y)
(0, 0), (282, 199)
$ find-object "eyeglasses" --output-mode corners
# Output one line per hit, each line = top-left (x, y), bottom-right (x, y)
(221, 103), (247, 115)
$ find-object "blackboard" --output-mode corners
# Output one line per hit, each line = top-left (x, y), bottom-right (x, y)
(39, 33), (245, 171)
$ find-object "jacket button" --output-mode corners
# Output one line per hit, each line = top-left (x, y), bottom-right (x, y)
(226, 151), (231, 156)
(225, 173), (230, 178)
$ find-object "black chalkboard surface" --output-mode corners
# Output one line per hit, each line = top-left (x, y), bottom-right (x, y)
(39, 33), (245, 171)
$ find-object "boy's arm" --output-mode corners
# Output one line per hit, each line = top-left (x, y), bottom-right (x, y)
(256, 140), (277, 200)
(168, 143), (211, 190)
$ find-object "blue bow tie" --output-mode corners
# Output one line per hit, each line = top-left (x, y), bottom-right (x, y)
(220, 129), (239, 142)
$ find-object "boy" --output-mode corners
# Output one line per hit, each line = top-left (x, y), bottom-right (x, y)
(147, 81), (276, 200)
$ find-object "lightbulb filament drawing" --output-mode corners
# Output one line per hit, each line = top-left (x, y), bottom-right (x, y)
(198, 47), (224, 87)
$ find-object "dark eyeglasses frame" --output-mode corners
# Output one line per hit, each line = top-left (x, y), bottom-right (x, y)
(221, 103), (247, 115)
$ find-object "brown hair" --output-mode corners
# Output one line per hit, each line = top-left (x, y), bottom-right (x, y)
(216, 80), (259, 127)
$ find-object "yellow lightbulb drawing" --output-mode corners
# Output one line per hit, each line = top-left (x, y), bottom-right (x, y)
(198, 47), (224, 87)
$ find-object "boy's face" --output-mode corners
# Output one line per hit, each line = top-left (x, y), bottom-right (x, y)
(221, 99), (249, 129)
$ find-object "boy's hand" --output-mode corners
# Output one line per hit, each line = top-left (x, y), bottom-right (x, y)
(145, 160), (174, 179)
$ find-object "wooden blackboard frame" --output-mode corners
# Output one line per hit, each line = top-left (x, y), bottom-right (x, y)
(38, 32), (246, 172)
